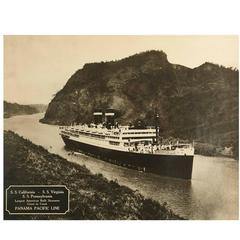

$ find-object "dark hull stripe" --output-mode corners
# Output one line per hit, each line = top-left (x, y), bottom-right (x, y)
(61, 135), (193, 179)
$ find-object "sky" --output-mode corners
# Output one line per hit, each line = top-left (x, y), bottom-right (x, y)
(4, 35), (239, 104)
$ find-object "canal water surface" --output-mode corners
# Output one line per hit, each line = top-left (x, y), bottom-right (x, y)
(4, 113), (239, 219)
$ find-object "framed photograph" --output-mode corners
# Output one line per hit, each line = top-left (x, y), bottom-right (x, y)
(3, 35), (238, 221)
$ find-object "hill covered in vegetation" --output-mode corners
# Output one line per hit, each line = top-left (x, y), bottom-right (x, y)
(4, 130), (182, 220)
(41, 50), (238, 157)
(4, 101), (47, 118)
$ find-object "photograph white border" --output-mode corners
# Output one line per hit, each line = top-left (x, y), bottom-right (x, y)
(0, 0), (239, 240)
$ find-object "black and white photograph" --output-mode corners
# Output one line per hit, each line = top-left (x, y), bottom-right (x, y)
(3, 35), (238, 220)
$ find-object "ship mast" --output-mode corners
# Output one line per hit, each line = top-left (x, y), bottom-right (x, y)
(155, 113), (160, 145)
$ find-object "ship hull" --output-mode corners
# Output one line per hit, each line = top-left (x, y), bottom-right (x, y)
(61, 135), (193, 179)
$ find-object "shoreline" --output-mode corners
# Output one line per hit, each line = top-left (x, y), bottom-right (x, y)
(4, 130), (184, 220)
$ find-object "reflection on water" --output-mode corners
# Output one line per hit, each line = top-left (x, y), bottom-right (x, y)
(4, 113), (239, 219)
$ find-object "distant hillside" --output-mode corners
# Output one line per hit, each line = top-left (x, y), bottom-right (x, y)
(29, 104), (48, 113)
(4, 101), (47, 118)
(41, 50), (238, 156)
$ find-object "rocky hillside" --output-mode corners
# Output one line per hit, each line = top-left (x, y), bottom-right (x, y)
(4, 101), (47, 118)
(4, 130), (182, 220)
(41, 50), (238, 154)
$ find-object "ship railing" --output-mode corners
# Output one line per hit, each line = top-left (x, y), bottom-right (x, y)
(124, 142), (194, 154)
(160, 143), (193, 150)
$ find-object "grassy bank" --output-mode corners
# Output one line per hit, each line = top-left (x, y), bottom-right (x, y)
(4, 130), (184, 220)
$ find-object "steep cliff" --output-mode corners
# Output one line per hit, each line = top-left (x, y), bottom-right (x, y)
(41, 50), (238, 152)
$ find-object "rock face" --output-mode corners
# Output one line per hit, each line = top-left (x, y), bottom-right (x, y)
(41, 50), (238, 153)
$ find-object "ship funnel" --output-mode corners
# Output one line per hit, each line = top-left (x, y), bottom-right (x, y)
(105, 109), (116, 128)
(93, 110), (103, 124)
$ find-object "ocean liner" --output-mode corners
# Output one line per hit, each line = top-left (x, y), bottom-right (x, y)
(60, 110), (194, 179)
